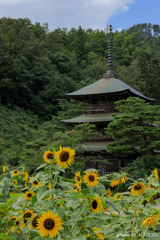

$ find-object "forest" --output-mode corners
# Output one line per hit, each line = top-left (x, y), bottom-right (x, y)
(1, 17), (160, 174)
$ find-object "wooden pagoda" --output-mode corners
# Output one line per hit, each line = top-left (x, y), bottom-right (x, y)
(61, 25), (153, 175)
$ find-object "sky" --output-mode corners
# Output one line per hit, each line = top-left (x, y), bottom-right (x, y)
(0, 0), (159, 32)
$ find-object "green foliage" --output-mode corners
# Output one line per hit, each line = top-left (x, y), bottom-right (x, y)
(107, 97), (160, 157)
(126, 155), (160, 180)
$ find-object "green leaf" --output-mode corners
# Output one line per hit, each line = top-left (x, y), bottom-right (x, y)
(150, 180), (159, 187)
(105, 200), (119, 212)
(32, 194), (37, 206)
(65, 192), (85, 199)
(36, 185), (48, 201)
(35, 163), (47, 171)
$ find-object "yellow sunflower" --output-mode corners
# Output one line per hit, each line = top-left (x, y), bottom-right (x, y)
(21, 171), (28, 181)
(3, 166), (6, 173)
(83, 170), (100, 187)
(22, 209), (35, 224)
(37, 210), (63, 238)
(74, 184), (81, 192)
(106, 188), (112, 197)
(90, 196), (102, 214)
(29, 215), (41, 229)
(13, 179), (17, 185)
(74, 171), (82, 185)
(130, 182), (146, 196)
(10, 216), (17, 222)
(113, 192), (123, 200)
(153, 169), (159, 181)
(31, 179), (41, 189)
(141, 216), (158, 228)
(24, 190), (35, 201)
(55, 146), (75, 169)
(47, 182), (52, 190)
(12, 170), (20, 176)
(43, 150), (55, 164)
(93, 226), (104, 240)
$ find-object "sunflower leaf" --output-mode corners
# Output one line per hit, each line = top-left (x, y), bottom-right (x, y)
(105, 200), (119, 212)
(35, 163), (47, 171)
(65, 192), (85, 199)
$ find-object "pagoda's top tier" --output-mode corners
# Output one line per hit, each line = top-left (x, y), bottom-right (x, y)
(66, 73), (154, 102)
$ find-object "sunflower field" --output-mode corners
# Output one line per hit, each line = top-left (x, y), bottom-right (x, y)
(1, 147), (160, 239)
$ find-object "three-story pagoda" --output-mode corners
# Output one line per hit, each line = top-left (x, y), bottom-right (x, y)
(61, 25), (153, 175)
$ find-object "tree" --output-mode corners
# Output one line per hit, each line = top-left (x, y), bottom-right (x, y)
(106, 97), (160, 157)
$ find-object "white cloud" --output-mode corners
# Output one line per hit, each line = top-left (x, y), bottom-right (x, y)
(0, 0), (135, 30)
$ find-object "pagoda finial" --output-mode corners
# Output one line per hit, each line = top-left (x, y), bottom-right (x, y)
(103, 24), (115, 78)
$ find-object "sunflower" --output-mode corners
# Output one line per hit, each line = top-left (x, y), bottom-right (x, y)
(43, 150), (55, 164)
(10, 216), (17, 222)
(3, 166), (6, 173)
(37, 210), (63, 238)
(56, 203), (62, 207)
(106, 188), (112, 197)
(31, 179), (41, 189)
(93, 226), (104, 240)
(153, 169), (159, 181)
(74, 185), (81, 192)
(90, 196), (102, 214)
(47, 182), (52, 190)
(24, 190), (35, 201)
(74, 171), (82, 185)
(13, 179), (17, 185)
(29, 215), (41, 229)
(21, 171), (28, 181)
(141, 216), (158, 228)
(12, 170), (20, 176)
(120, 174), (128, 183)
(55, 146), (75, 169)
(113, 192), (123, 200)
(130, 182), (146, 196)
(83, 170), (100, 187)
(22, 209), (35, 224)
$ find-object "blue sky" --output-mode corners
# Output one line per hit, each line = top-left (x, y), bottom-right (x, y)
(0, 0), (159, 32)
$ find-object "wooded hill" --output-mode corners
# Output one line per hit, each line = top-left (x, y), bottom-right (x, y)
(0, 18), (160, 173)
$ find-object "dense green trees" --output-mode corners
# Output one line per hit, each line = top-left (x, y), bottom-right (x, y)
(1, 18), (160, 118)
(107, 97), (160, 157)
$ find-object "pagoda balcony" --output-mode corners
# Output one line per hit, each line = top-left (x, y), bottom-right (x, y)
(83, 104), (118, 114)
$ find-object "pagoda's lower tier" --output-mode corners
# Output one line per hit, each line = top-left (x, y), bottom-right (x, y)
(80, 141), (134, 176)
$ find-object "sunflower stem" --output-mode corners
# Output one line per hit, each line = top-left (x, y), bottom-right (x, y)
(70, 204), (88, 235)
(141, 226), (148, 240)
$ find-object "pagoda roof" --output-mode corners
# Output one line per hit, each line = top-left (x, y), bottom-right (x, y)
(66, 76), (153, 101)
(80, 142), (108, 151)
(60, 113), (119, 124)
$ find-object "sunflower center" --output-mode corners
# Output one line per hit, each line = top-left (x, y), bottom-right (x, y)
(24, 212), (32, 218)
(33, 180), (38, 185)
(14, 171), (17, 173)
(60, 151), (69, 162)
(16, 220), (20, 225)
(134, 184), (142, 190)
(88, 175), (95, 182)
(77, 176), (81, 182)
(92, 200), (98, 209)
(32, 216), (39, 227)
(27, 193), (32, 198)
(44, 218), (55, 230)
(47, 153), (54, 159)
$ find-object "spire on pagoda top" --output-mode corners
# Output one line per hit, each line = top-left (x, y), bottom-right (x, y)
(103, 24), (115, 78)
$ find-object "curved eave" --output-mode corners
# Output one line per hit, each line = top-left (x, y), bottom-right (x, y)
(60, 113), (119, 124)
(66, 77), (154, 101)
